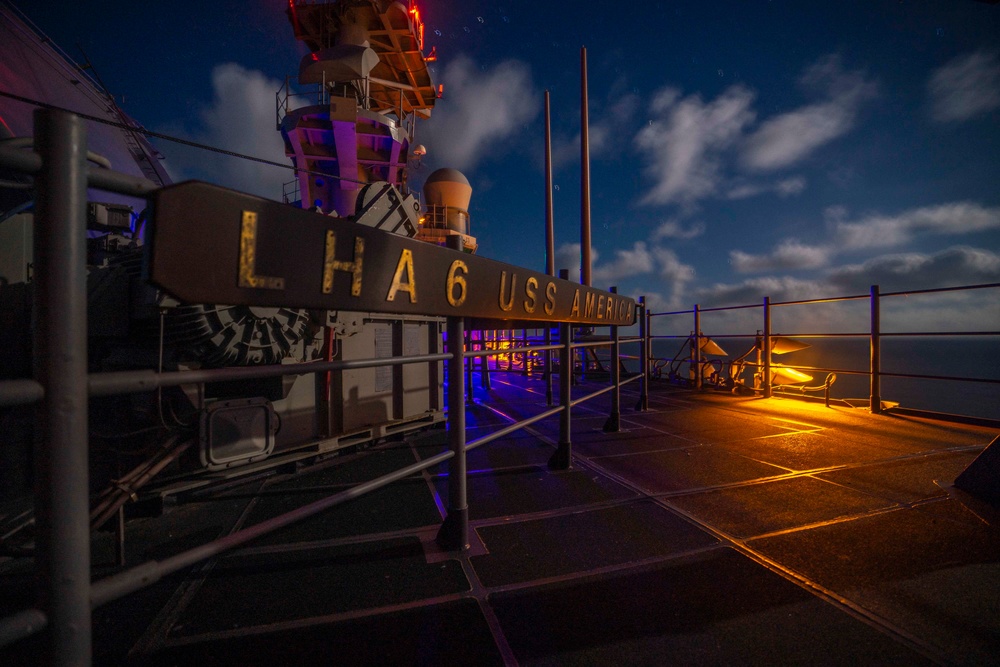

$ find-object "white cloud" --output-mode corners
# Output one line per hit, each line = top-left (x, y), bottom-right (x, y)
(420, 56), (539, 171)
(592, 241), (655, 285)
(833, 202), (1000, 249)
(726, 176), (807, 200)
(694, 276), (829, 308)
(633, 55), (873, 207)
(652, 247), (697, 309)
(828, 246), (1000, 292)
(579, 241), (696, 309)
(634, 85), (756, 205)
(724, 200), (999, 278)
(729, 240), (832, 273)
(653, 219), (706, 241)
(159, 63), (291, 199)
(776, 177), (808, 196)
(653, 247), (697, 283)
(620, 248), (697, 312)
(928, 51), (1000, 122)
(741, 55), (877, 171)
(554, 242), (596, 281)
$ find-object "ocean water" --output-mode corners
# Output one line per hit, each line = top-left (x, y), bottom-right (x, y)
(648, 336), (1000, 421)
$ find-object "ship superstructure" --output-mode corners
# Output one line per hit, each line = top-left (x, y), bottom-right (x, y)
(279, 0), (435, 217)
(0, 0), (480, 505)
(279, 0), (476, 251)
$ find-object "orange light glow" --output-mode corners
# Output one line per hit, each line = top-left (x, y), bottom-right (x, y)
(409, 5), (425, 50)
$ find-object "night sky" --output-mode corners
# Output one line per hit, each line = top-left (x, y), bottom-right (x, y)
(18, 0), (1000, 329)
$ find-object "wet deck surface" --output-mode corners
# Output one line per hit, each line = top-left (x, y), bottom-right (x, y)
(3, 375), (1000, 665)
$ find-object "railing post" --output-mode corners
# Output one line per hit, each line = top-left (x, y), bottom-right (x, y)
(437, 239), (468, 551)
(604, 287), (621, 432)
(544, 325), (553, 406)
(693, 304), (702, 390)
(521, 328), (529, 376)
(636, 296), (648, 411)
(464, 329), (473, 403)
(33, 109), (92, 665)
(763, 296), (772, 398)
(550, 270), (573, 469)
(437, 313), (468, 551)
(870, 284), (882, 414)
(481, 330), (492, 391)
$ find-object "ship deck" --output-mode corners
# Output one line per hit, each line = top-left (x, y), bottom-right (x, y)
(3, 374), (1000, 665)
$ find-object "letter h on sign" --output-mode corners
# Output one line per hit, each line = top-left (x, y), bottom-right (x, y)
(323, 231), (365, 296)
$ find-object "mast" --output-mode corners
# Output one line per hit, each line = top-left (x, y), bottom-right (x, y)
(580, 46), (592, 286)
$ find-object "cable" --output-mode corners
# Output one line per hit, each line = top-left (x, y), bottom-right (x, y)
(0, 88), (367, 186)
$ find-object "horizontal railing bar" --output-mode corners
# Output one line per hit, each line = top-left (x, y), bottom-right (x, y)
(649, 303), (762, 317)
(90, 446), (456, 608)
(696, 303), (767, 313)
(879, 372), (1000, 385)
(770, 294), (869, 307)
(571, 340), (615, 350)
(86, 166), (159, 198)
(570, 383), (617, 407)
(620, 373), (642, 387)
(881, 282), (1000, 298)
(0, 608), (47, 649)
(0, 146), (159, 197)
(690, 359), (997, 385)
(758, 332), (869, 338)
(87, 353), (452, 397)
(0, 145), (41, 173)
(0, 379), (45, 407)
(880, 331), (1000, 337)
(466, 405), (565, 453)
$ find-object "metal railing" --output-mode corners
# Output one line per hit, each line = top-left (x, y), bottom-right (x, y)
(0, 110), (650, 664)
(648, 284), (1000, 419)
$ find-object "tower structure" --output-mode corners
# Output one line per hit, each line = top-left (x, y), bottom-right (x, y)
(280, 0), (437, 217)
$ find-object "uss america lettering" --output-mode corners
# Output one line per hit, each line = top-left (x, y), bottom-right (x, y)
(149, 182), (636, 326)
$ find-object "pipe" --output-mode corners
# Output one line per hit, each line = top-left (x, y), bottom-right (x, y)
(544, 90), (555, 278)
(551, 270), (573, 470)
(870, 284), (882, 414)
(636, 297), (649, 411)
(437, 235), (468, 550)
(437, 310), (468, 550)
(763, 297), (772, 398)
(580, 47), (592, 287)
(604, 287), (621, 432)
(33, 108), (92, 665)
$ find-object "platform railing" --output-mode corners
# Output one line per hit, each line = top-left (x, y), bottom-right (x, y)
(0, 109), (649, 664)
(648, 283), (1000, 419)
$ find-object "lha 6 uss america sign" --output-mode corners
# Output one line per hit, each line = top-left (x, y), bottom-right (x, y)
(148, 182), (636, 327)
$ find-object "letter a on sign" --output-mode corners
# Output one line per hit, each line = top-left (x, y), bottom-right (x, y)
(387, 249), (417, 302)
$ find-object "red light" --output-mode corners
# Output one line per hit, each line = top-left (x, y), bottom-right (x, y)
(409, 4), (424, 51)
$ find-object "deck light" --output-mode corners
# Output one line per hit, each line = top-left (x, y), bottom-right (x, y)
(728, 333), (812, 393)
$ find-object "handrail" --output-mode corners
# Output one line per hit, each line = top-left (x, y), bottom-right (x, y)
(0, 353), (455, 407)
(0, 110), (652, 663)
(647, 283), (999, 418)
